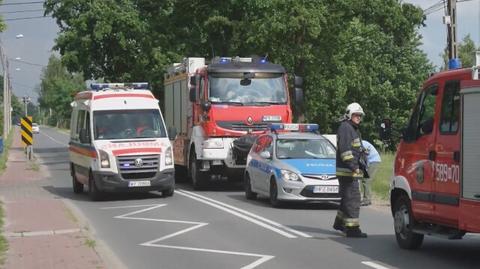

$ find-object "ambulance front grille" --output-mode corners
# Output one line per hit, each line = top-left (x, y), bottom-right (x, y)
(117, 154), (159, 180)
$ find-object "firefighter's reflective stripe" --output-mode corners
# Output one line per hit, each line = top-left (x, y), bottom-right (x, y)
(351, 138), (361, 148)
(336, 168), (364, 178)
(344, 218), (360, 227)
(340, 150), (354, 161)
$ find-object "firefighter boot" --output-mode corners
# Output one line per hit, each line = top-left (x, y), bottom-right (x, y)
(345, 227), (367, 238)
(333, 216), (344, 232)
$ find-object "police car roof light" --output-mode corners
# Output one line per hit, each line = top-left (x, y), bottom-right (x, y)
(90, 82), (149, 91)
(269, 123), (319, 133)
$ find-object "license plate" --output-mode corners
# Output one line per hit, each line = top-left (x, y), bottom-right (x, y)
(313, 185), (339, 193)
(128, 180), (151, 187)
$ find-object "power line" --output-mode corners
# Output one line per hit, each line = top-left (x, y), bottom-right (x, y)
(9, 58), (44, 67)
(0, 9), (44, 14)
(0, 1), (44, 6)
(4, 15), (51, 21)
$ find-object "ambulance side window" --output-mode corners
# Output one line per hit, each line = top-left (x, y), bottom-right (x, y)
(85, 112), (91, 144)
(440, 81), (460, 134)
(405, 84), (438, 141)
(74, 110), (86, 142)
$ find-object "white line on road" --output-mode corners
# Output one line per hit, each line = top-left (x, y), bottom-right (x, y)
(39, 130), (68, 146)
(362, 261), (391, 269)
(177, 189), (312, 238)
(102, 203), (275, 268)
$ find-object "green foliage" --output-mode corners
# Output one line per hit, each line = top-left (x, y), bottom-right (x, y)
(441, 34), (479, 69)
(371, 152), (395, 201)
(45, 0), (433, 142)
(38, 55), (84, 128)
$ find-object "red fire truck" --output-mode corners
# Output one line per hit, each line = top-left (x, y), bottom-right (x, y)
(164, 57), (302, 189)
(389, 54), (480, 249)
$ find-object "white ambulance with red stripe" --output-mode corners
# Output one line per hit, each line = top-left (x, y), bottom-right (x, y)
(69, 83), (174, 200)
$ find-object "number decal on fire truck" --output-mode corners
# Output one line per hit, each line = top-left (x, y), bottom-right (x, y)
(435, 163), (459, 183)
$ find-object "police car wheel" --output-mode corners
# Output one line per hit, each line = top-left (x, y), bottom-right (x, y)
(244, 173), (257, 200)
(71, 167), (83, 194)
(269, 178), (281, 207)
(393, 195), (424, 249)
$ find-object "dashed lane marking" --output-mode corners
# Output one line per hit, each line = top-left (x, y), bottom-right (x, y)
(40, 130), (68, 146)
(362, 261), (392, 269)
(101, 203), (275, 269)
(177, 189), (312, 238)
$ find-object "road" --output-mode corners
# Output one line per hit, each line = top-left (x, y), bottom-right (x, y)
(33, 126), (480, 269)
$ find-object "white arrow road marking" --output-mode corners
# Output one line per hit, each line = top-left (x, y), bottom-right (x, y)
(177, 189), (312, 238)
(101, 204), (275, 269)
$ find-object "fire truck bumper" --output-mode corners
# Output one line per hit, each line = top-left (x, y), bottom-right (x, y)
(92, 168), (175, 192)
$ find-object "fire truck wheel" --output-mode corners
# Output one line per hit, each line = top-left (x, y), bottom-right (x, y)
(393, 195), (424, 249)
(244, 173), (257, 200)
(269, 178), (282, 207)
(88, 172), (102, 201)
(71, 166), (83, 194)
(190, 153), (206, 190)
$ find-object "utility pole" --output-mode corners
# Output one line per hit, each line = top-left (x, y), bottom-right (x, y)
(446, 0), (460, 69)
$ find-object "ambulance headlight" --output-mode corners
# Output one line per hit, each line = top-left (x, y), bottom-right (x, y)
(165, 147), (173, 166)
(99, 150), (110, 168)
(202, 138), (224, 149)
(280, 169), (301, 181)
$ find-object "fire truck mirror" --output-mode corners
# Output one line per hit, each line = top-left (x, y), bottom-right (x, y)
(294, 87), (304, 107)
(189, 87), (196, 102)
(201, 101), (211, 112)
(167, 126), (177, 140)
(189, 75), (197, 86)
(294, 75), (303, 88)
(240, 78), (252, 86)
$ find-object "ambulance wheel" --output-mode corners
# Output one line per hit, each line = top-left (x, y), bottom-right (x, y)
(88, 172), (102, 201)
(190, 153), (206, 190)
(161, 186), (174, 197)
(393, 195), (424, 249)
(244, 173), (257, 200)
(269, 178), (281, 207)
(71, 167), (83, 194)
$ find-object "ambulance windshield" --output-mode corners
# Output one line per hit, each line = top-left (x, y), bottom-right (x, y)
(276, 138), (336, 159)
(93, 109), (166, 140)
(209, 73), (287, 105)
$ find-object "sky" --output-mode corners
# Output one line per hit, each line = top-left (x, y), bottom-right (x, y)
(0, 0), (479, 103)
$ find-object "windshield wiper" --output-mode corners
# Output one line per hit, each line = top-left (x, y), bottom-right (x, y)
(216, 101), (244, 106)
(246, 101), (281, 106)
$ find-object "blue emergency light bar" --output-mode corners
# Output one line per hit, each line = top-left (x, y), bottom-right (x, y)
(90, 82), (149, 91)
(270, 123), (319, 132)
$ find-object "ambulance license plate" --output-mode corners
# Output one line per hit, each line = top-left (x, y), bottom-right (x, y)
(128, 180), (151, 187)
(313, 186), (339, 193)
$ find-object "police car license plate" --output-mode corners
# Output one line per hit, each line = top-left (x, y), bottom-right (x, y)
(128, 180), (151, 187)
(313, 186), (339, 193)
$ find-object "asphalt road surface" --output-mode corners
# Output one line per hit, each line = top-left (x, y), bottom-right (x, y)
(32, 126), (480, 269)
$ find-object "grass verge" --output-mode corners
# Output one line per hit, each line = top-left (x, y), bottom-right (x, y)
(371, 152), (395, 202)
(0, 201), (7, 265)
(0, 130), (14, 174)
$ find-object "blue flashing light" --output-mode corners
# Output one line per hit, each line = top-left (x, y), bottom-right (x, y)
(269, 123), (319, 133)
(448, 58), (462, 70)
(90, 82), (149, 91)
(259, 58), (268, 64)
(219, 57), (230, 64)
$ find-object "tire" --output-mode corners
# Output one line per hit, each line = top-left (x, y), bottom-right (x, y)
(71, 166), (83, 194)
(393, 195), (424, 249)
(269, 178), (281, 207)
(244, 173), (257, 200)
(161, 186), (174, 197)
(88, 172), (102, 201)
(190, 153), (207, 190)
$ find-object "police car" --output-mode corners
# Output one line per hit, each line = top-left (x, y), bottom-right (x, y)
(244, 123), (340, 207)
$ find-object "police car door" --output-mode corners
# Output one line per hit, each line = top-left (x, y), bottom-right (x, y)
(251, 135), (273, 193)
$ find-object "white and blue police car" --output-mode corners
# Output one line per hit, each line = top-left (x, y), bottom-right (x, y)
(244, 123), (340, 207)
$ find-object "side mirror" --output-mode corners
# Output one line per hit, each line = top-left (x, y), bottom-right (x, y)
(167, 126), (177, 140)
(189, 87), (196, 102)
(259, 151), (271, 159)
(201, 101), (211, 112)
(294, 87), (304, 107)
(79, 128), (90, 144)
(294, 75), (303, 88)
(189, 76), (196, 87)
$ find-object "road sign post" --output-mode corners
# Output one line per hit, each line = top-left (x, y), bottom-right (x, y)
(21, 116), (33, 160)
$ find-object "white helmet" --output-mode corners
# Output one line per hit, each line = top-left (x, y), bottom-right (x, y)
(345, 102), (364, 119)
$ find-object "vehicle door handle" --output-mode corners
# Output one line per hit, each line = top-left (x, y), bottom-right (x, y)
(429, 150), (436, 161)
(453, 151), (460, 162)
(474, 194), (480, 199)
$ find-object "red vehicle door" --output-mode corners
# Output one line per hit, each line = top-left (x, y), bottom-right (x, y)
(398, 84), (439, 220)
(433, 80), (461, 226)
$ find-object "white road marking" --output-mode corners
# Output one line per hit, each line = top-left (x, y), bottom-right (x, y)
(362, 261), (391, 269)
(177, 189), (312, 238)
(176, 190), (297, 238)
(39, 130), (68, 146)
(102, 204), (275, 269)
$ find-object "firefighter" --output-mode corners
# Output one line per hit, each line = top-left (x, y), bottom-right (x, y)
(333, 102), (368, 238)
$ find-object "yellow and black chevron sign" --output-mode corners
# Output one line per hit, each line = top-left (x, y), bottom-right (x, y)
(21, 116), (33, 146)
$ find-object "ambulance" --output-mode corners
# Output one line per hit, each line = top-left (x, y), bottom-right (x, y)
(389, 54), (480, 249)
(69, 83), (174, 200)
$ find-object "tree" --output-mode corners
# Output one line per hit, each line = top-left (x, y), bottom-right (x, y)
(441, 34), (479, 69)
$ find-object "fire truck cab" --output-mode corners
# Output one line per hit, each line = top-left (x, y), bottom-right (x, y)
(390, 54), (480, 249)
